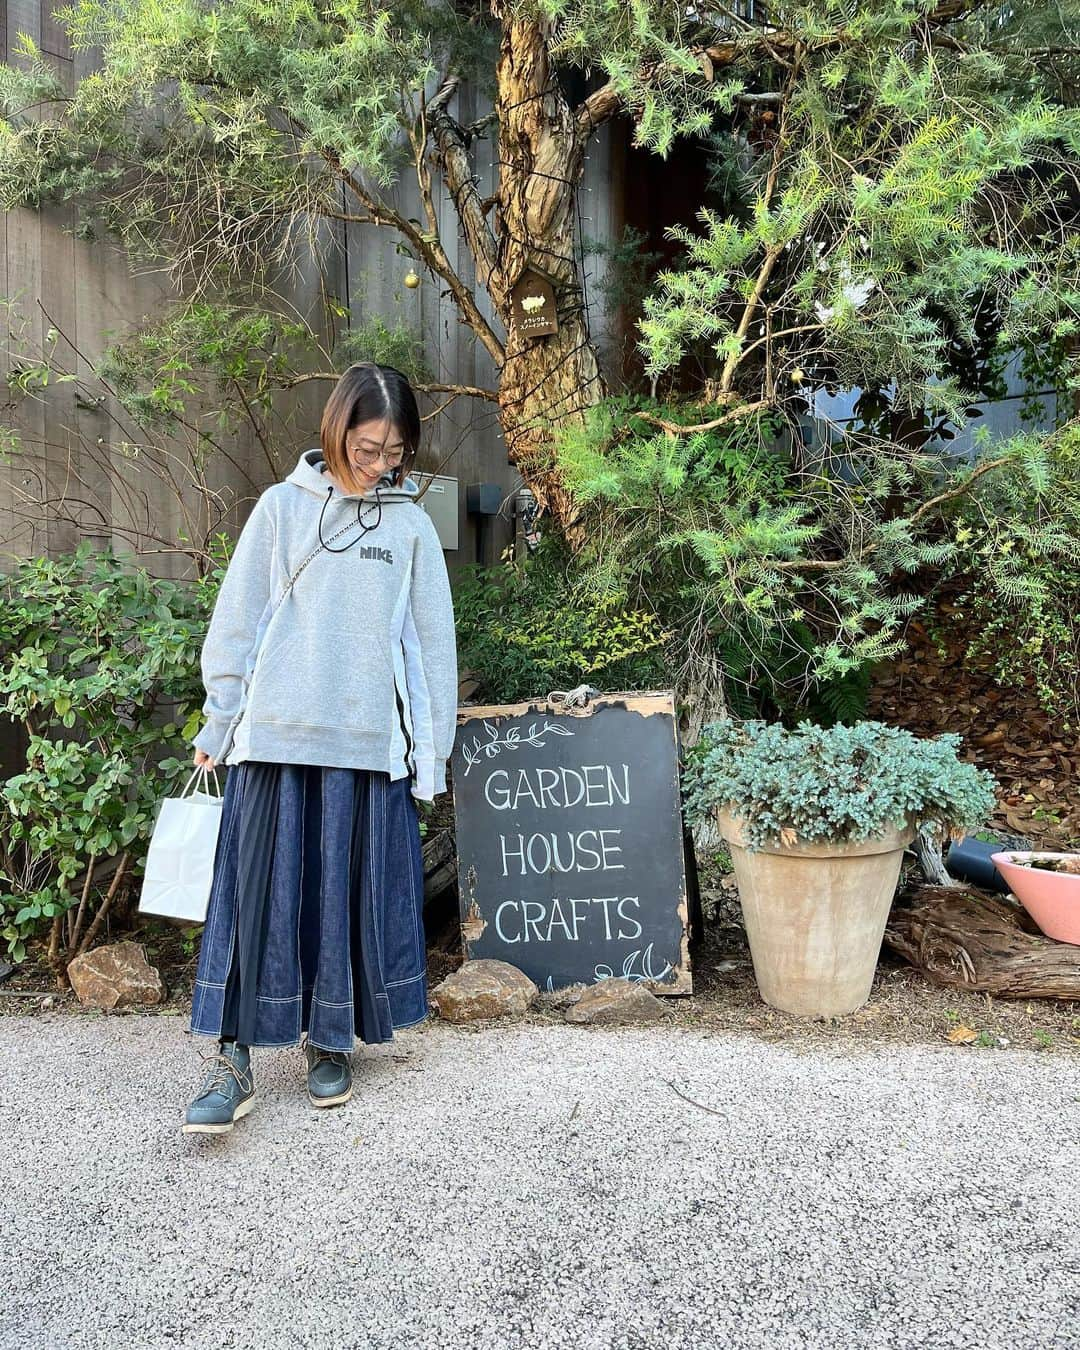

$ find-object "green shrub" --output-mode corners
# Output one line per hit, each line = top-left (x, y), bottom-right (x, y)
(0, 541), (213, 965)
(934, 421), (1080, 729)
(453, 533), (670, 705)
(681, 717), (998, 851)
(555, 396), (1080, 728)
(336, 314), (432, 387)
(553, 396), (940, 719)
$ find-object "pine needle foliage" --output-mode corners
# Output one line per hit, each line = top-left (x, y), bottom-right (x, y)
(936, 419), (1080, 729)
(554, 397), (1078, 720)
(633, 3), (1080, 417)
(0, 2), (489, 283)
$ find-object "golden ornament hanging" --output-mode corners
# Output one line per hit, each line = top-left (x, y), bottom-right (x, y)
(403, 269), (421, 289)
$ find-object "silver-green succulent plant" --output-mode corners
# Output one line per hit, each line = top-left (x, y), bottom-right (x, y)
(682, 718), (998, 852)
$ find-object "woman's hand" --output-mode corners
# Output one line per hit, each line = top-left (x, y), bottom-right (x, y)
(193, 747), (217, 771)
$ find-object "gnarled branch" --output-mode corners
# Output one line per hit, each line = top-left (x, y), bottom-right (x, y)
(425, 76), (500, 297)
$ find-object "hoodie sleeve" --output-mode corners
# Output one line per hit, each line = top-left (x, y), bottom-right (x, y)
(192, 492), (277, 763)
(402, 509), (458, 801)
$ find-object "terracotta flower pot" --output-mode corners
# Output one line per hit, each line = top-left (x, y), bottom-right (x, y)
(716, 806), (916, 1017)
(990, 852), (1080, 946)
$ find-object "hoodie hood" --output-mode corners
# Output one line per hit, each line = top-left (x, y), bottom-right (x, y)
(286, 447), (421, 503)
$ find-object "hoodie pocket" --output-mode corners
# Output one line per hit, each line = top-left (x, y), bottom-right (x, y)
(246, 617), (399, 734)
(335, 634), (397, 731)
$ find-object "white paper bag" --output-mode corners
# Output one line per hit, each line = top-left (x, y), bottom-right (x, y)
(139, 764), (225, 923)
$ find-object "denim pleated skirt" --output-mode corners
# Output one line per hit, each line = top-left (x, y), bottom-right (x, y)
(189, 760), (429, 1051)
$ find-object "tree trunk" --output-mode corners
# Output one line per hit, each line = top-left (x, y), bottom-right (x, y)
(490, 8), (607, 549)
(496, 326), (605, 548)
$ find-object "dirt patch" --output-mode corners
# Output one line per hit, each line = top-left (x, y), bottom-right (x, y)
(6, 894), (1078, 1058)
(670, 928), (1080, 1056)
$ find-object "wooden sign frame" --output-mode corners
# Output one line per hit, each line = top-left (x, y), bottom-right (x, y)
(450, 690), (693, 995)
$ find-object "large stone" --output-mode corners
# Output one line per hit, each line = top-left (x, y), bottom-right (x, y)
(431, 959), (538, 1022)
(67, 941), (166, 1009)
(563, 977), (669, 1025)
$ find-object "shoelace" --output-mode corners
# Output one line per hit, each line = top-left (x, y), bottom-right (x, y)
(303, 1035), (347, 1069)
(197, 1048), (250, 1096)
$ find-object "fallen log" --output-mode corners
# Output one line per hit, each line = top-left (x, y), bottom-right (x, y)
(422, 828), (457, 904)
(884, 882), (1080, 1000)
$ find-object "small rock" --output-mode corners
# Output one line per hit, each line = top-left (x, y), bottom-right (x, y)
(430, 959), (538, 1022)
(0, 961), (13, 984)
(39, 996), (55, 1009)
(67, 940), (166, 1009)
(563, 977), (668, 1025)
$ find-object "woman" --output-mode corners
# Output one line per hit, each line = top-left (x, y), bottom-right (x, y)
(181, 362), (458, 1135)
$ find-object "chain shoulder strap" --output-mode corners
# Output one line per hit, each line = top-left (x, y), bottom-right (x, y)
(213, 511), (372, 763)
(275, 516), (362, 611)
(274, 504), (383, 615)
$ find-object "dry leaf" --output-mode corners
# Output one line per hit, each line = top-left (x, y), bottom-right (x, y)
(947, 1025), (978, 1044)
(863, 574), (1080, 850)
(976, 730), (1005, 747)
(779, 826), (799, 848)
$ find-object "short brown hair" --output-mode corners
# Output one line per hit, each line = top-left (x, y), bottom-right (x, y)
(320, 362), (421, 491)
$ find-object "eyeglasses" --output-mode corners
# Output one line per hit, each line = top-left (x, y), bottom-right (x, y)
(347, 441), (405, 470)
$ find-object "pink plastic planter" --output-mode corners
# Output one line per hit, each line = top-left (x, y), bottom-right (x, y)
(990, 851), (1080, 946)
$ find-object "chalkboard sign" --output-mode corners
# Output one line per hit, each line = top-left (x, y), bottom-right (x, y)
(451, 691), (692, 994)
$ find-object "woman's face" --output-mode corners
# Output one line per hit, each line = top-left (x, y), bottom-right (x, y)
(343, 416), (406, 490)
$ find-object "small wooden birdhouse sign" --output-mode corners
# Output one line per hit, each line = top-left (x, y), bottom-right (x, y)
(510, 267), (559, 339)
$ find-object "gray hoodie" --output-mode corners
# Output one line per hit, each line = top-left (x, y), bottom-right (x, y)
(191, 447), (458, 800)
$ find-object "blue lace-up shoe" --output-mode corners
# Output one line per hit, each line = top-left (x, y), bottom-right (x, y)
(303, 1034), (352, 1108)
(181, 1040), (255, 1135)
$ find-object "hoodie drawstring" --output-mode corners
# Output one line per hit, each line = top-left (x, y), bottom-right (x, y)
(317, 482), (384, 551)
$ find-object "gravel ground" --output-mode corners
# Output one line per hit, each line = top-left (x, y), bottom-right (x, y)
(1, 1013), (1077, 1350)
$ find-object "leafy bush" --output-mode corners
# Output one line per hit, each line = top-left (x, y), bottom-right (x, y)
(681, 718), (998, 851)
(337, 314), (432, 387)
(555, 396), (1080, 727)
(97, 300), (313, 428)
(0, 542), (212, 967)
(934, 420), (1080, 729)
(453, 533), (670, 705)
(553, 395), (945, 717)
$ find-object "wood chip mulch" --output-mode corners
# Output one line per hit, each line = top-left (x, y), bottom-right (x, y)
(865, 589), (1080, 851)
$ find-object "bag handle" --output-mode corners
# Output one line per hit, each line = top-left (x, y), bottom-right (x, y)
(180, 762), (223, 798)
